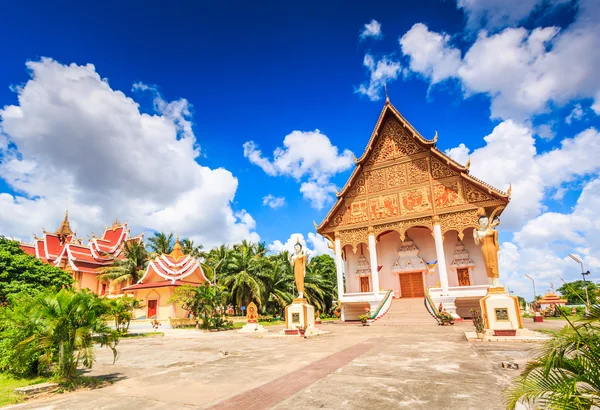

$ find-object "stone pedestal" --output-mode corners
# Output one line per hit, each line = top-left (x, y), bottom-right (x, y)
(285, 298), (315, 330)
(480, 287), (523, 335)
(238, 323), (268, 333)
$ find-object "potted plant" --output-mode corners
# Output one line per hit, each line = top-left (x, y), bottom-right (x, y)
(438, 311), (455, 326)
(297, 325), (306, 336)
(470, 308), (485, 339)
(358, 313), (371, 326)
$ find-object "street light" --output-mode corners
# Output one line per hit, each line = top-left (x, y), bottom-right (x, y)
(568, 254), (591, 310)
(524, 274), (536, 300)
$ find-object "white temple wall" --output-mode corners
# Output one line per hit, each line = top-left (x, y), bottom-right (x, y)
(459, 228), (490, 286)
(343, 243), (371, 293)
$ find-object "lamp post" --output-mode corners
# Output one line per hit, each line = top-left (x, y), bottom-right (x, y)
(568, 254), (591, 311)
(524, 273), (536, 300)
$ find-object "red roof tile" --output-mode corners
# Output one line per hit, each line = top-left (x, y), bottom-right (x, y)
(122, 280), (202, 291)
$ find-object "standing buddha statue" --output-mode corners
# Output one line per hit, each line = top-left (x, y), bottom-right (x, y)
(473, 207), (501, 287)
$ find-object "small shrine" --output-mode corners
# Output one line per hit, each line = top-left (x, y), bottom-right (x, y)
(449, 241), (475, 287)
(355, 244), (371, 276)
(537, 292), (568, 309)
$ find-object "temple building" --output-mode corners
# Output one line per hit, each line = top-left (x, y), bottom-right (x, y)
(122, 238), (210, 319)
(19, 211), (143, 296)
(537, 292), (568, 310)
(316, 97), (510, 321)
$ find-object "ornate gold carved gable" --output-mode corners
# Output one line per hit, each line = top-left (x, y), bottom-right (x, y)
(346, 173), (366, 197)
(366, 117), (426, 165)
(430, 157), (458, 179)
(462, 180), (496, 204)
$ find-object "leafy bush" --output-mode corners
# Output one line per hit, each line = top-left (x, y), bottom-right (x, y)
(470, 308), (485, 334)
(103, 296), (141, 334)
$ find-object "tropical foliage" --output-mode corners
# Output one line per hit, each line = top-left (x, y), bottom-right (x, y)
(505, 304), (600, 409)
(558, 280), (599, 306)
(97, 240), (149, 285)
(167, 283), (229, 329)
(0, 289), (119, 379)
(0, 236), (73, 303)
(103, 296), (141, 333)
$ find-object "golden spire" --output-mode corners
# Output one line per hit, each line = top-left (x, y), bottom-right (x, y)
(111, 218), (121, 229)
(55, 210), (74, 237)
(169, 235), (185, 260)
(384, 84), (389, 104)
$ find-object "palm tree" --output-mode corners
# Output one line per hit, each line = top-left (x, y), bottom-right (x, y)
(205, 244), (230, 285)
(306, 254), (337, 313)
(18, 289), (118, 379)
(505, 305), (600, 409)
(98, 240), (149, 286)
(181, 238), (204, 258)
(146, 232), (174, 256)
(221, 242), (267, 309)
(261, 252), (294, 316)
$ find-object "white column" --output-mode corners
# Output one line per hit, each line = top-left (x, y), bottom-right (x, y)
(433, 221), (449, 295)
(368, 233), (380, 294)
(334, 238), (345, 298)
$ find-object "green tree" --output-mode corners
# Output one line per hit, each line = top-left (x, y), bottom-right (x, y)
(558, 280), (599, 305)
(261, 252), (294, 316)
(1, 289), (119, 379)
(146, 232), (174, 256)
(305, 254), (337, 313)
(97, 240), (149, 286)
(103, 296), (141, 333)
(180, 238), (204, 258)
(0, 237), (73, 303)
(221, 242), (267, 309)
(505, 304), (600, 409)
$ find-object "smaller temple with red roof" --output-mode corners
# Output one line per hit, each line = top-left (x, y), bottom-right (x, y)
(19, 211), (143, 296)
(122, 237), (210, 320)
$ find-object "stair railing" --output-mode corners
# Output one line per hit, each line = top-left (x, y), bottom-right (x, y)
(424, 289), (442, 324)
(368, 290), (393, 320)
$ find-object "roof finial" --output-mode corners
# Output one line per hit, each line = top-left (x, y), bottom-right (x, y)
(433, 131), (438, 143)
(169, 234), (185, 260)
(384, 84), (389, 104)
(465, 157), (471, 170)
(507, 183), (512, 197)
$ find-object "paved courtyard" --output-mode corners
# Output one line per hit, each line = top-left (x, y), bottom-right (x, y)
(6, 317), (563, 410)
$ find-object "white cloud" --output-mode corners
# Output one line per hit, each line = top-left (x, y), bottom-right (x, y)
(456, 0), (567, 31)
(566, 103), (584, 124)
(535, 123), (555, 140)
(444, 143), (470, 166)
(243, 130), (354, 209)
(399, 2), (600, 121)
(268, 232), (334, 257)
(501, 178), (600, 300)
(354, 54), (402, 101)
(446, 121), (600, 230)
(262, 194), (285, 209)
(399, 23), (462, 84)
(360, 19), (382, 40)
(0, 58), (258, 247)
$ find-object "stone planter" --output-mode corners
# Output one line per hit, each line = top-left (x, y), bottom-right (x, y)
(284, 329), (298, 335)
(494, 329), (517, 337)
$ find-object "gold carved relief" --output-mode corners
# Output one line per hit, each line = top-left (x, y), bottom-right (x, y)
(367, 118), (426, 165)
(348, 199), (368, 225)
(372, 216), (432, 241)
(347, 174), (366, 197)
(463, 181), (495, 203)
(366, 167), (386, 193)
(373, 220), (405, 238)
(400, 186), (432, 215)
(407, 158), (429, 185)
(369, 194), (400, 221)
(386, 163), (408, 189)
(434, 180), (464, 209)
(430, 157), (458, 179)
(404, 216), (434, 232)
(439, 209), (479, 240)
(338, 227), (369, 252)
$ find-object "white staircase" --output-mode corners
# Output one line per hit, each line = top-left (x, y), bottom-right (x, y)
(374, 298), (436, 325)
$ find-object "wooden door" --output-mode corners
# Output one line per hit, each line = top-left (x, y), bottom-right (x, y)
(457, 268), (471, 286)
(147, 300), (158, 319)
(360, 277), (370, 293)
(399, 272), (425, 298)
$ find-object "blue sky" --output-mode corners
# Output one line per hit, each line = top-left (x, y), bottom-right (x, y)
(1, 0), (600, 298)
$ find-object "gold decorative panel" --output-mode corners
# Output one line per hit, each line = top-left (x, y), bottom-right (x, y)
(463, 182), (494, 203)
(407, 158), (429, 185)
(348, 199), (368, 225)
(386, 163), (408, 189)
(369, 194), (400, 221)
(430, 157), (458, 179)
(439, 208), (479, 239)
(372, 216), (433, 241)
(400, 187), (432, 215)
(366, 167), (386, 193)
(338, 227), (369, 252)
(367, 118), (426, 165)
(347, 174), (366, 197)
(434, 180), (464, 208)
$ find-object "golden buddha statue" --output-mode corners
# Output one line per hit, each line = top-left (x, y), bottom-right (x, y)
(288, 237), (307, 298)
(473, 207), (500, 286)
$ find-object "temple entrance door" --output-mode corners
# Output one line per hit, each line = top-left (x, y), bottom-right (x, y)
(457, 268), (471, 286)
(360, 277), (370, 293)
(399, 272), (425, 298)
(147, 300), (157, 319)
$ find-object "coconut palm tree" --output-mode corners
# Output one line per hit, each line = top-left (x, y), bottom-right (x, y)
(261, 252), (294, 316)
(181, 238), (204, 258)
(18, 289), (118, 379)
(146, 232), (174, 256)
(98, 240), (149, 285)
(221, 242), (267, 309)
(204, 244), (230, 285)
(505, 304), (600, 409)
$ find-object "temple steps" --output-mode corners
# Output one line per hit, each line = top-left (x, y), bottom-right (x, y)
(374, 297), (436, 325)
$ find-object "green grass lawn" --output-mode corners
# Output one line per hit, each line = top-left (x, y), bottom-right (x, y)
(0, 374), (51, 407)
